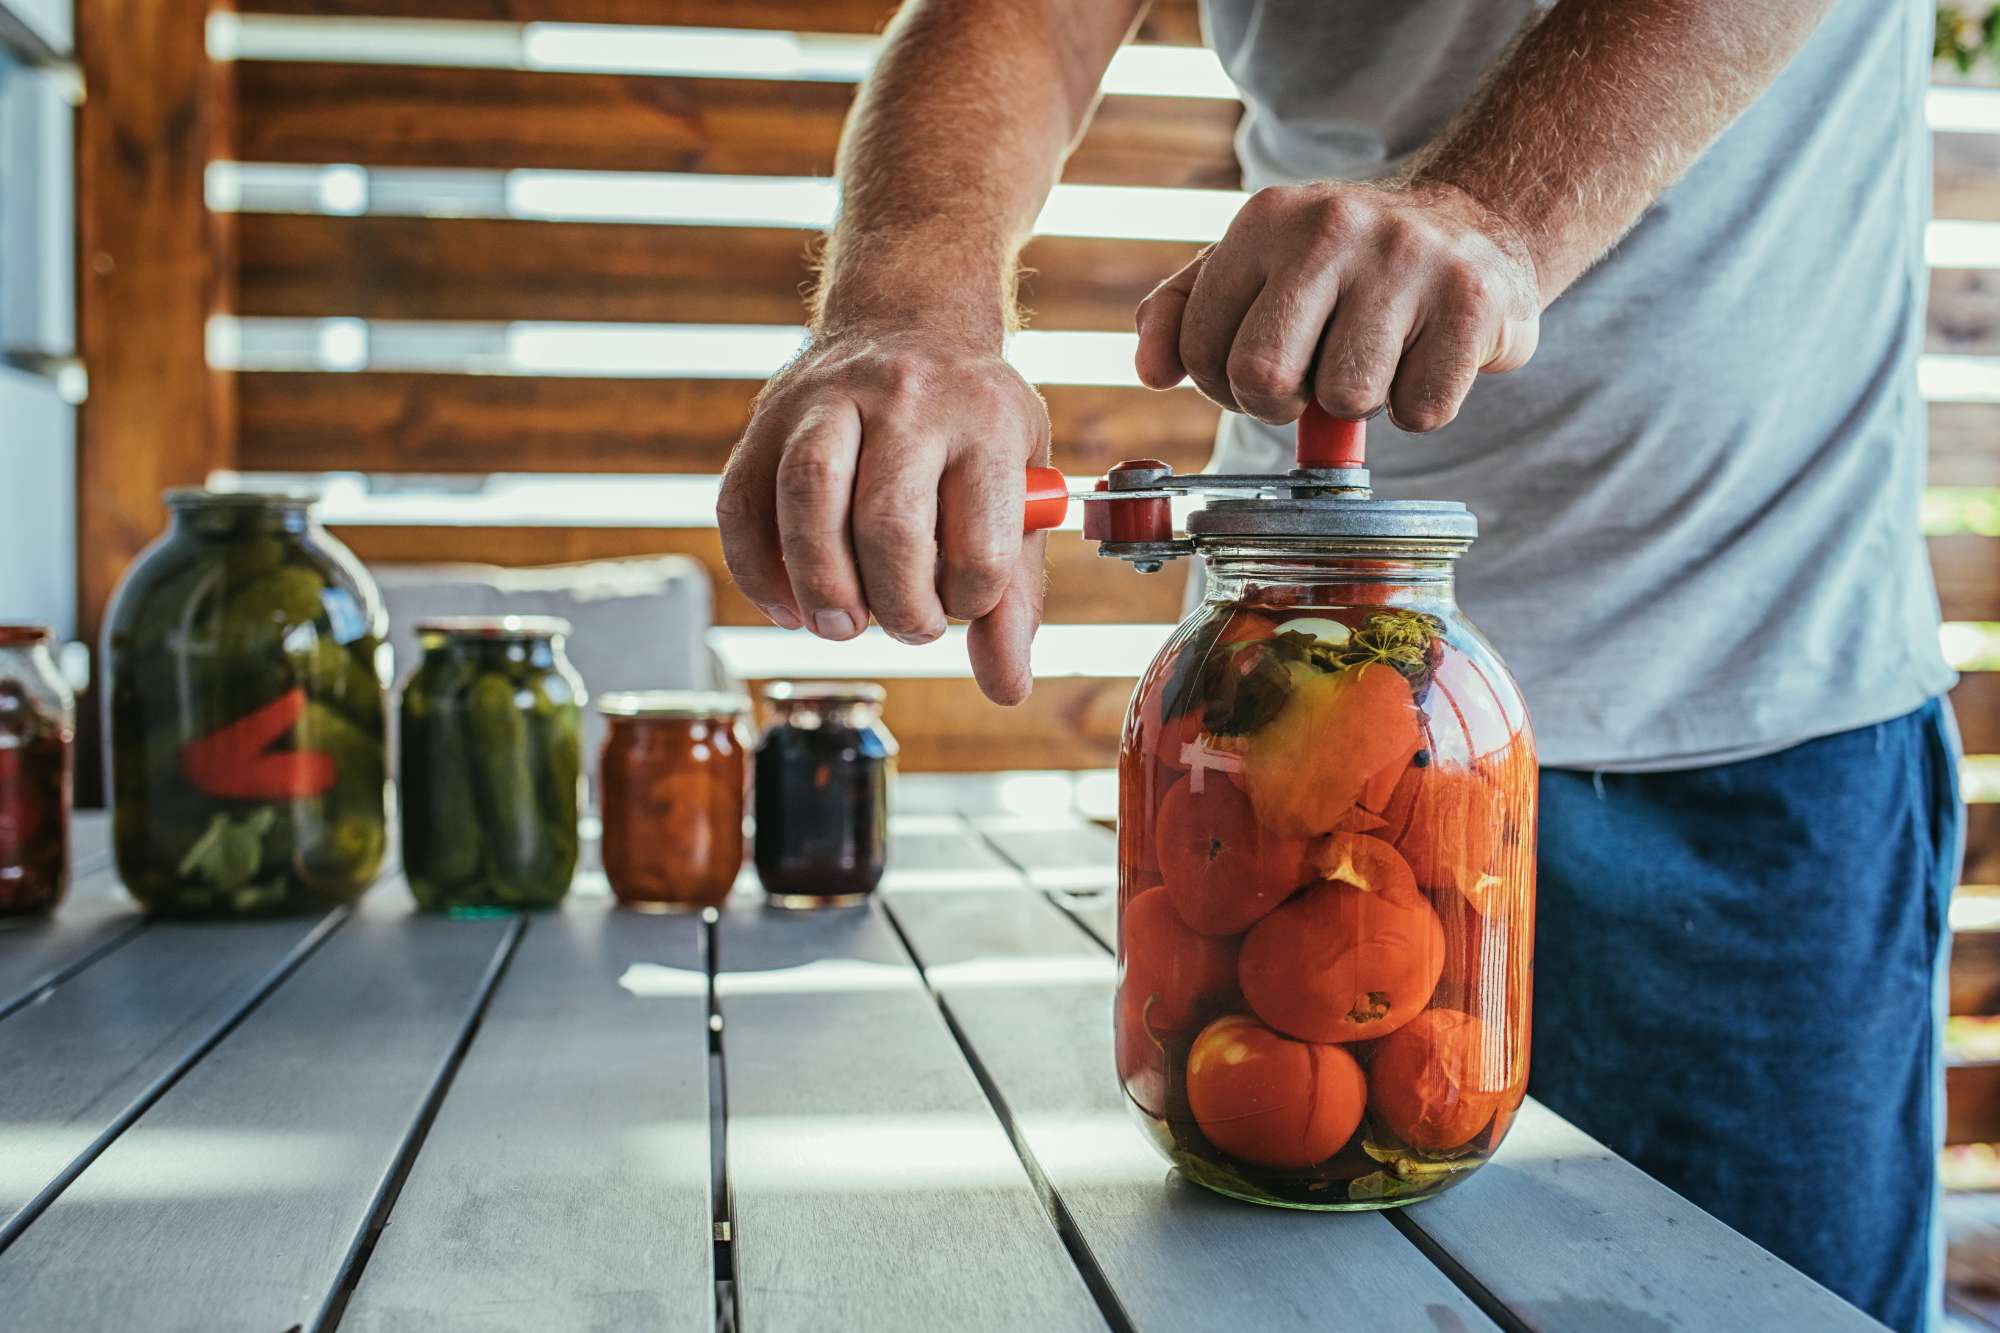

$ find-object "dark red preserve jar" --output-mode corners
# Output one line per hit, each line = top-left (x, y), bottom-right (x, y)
(753, 682), (895, 908)
(0, 626), (76, 922)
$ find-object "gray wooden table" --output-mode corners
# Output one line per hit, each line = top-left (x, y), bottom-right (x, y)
(0, 791), (1882, 1332)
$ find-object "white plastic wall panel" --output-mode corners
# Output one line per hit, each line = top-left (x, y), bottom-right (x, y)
(0, 361), (77, 637)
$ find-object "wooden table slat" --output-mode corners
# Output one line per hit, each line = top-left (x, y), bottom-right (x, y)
(882, 884), (1500, 1332)
(971, 816), (1121, 893)
(1395, 1101), (1885, 1331)
(341, 900), (713, 1332)
(0, 886), (519, 1332)
(714, 898), (1107, 1332)
(0, 910), (343, 1238)
(0, 854), (145, 1018)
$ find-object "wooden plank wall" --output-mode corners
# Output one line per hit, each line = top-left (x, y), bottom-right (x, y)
(76, 4), (2000, 794)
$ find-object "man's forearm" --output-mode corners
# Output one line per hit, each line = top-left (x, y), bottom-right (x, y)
(812, 0), (1142, 347)
(1405, 0), (1836, 302)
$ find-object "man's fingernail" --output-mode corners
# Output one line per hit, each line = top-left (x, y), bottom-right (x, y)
(762, 604), (803, 630)
(813, 609), (857, 639)
(891, 626), (943, 646)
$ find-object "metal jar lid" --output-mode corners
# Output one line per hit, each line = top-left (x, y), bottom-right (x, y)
(1188, 494), (1477, 545)
(599, 689), (751, 719)
(165, 487), (318, 511)
(416, 615), (574, 640)
(761, 680), (887, 706)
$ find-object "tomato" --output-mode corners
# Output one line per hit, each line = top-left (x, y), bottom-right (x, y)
(1380, 761), (1501, 911)
(1368, 1008), (1504, 1152)
(1119, 884), (1240, 1033)
(1238, 837), (1445, 1042)
(1218, 609), (1280, 647)
(1243, 662), (1420, 838)
(1156, 775), (1311, 936)
(1186, 1013), (1366, 1168)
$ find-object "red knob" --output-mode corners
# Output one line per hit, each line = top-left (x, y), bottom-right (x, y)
(1023, 466), (1069, 533)
(1297, 400), (1367, 470)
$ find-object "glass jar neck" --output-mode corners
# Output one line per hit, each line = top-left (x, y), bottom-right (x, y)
(424, 633), (561, 670)
(769, 699), (882, 730)
(1200, 549), (1460, 611)
(168, 502), (313, 541)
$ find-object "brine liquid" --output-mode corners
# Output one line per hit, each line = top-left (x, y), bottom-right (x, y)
(1115, 598), (1536, 1208)
(0, 723), (71, 921)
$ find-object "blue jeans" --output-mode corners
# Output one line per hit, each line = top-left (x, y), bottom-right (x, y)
(1529, 699), (1964, 1333)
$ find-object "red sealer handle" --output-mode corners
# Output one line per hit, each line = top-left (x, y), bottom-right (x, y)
(1024, 466), (1069, 533)
(1297, 400), (1367, 470)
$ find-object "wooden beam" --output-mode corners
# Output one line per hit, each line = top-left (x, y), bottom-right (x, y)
(1951, 1062), (2000, 1146)
(1932, 404), (2000, 488)
(1939, 131), (2000, 223)
(1935, 533), (2000, 624)
(1958, 672), (2000, 755)
(233, 63), (1243, 188)
(1932, 268), (2000, 358)
(75, 0), (235, 799)
(235, 375), (1224, 478)
(235, 215), (1200, 332)
(233, 0), (1207, 44)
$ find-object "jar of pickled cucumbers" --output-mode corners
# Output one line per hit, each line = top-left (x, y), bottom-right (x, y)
(105, 491), (391, 916)
(0, 626), (75, 921)
(400, 617), (585, 913)
(1113, 471), (1535, 1209)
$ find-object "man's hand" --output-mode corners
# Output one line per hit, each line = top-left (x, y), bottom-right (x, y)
(1134, 181), (1541, 430)
(715, 329), (1052, 705)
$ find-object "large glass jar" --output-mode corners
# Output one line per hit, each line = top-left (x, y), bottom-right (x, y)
(599, 691), (750, 912)
(105, 491), (390, 916)
(400, 618), (585, 913)
(1117, 538), (1535, 1209)
(0, 627), (75, 921)
(753, 682), (894, 908)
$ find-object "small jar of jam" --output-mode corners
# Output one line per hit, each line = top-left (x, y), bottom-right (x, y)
(0, 625), (76, 923)
(753, 682), (895, 909)
(598, 691), (751, 912)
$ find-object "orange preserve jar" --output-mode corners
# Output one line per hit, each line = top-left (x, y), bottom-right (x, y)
(1116, 504), (1535, 1209)
(597, 691), (751, 912)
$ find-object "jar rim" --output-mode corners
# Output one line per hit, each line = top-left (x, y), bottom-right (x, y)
(166, 487), (317, 512)
(418, 615), (573, 640)
(600, 689), (750, 719)
(0, 624), (52, 647)
(761, 680), (886, 705)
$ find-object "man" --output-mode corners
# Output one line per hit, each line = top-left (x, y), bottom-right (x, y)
(714, 2), (1961, 1326)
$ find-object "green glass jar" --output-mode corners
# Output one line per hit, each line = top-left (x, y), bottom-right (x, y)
(104, 491), (391, 916)
(399, 617), (585, 912)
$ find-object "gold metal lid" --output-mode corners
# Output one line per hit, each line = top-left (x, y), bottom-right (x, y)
(599, 690), (751, 719)
(417, 615), (573, 640)
(761, 680), (887, 705)
(165, 487), (317, 510)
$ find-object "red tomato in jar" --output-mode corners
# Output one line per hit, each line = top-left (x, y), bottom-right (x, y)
(1238, 836), (1444, 1043)
(1156, 775), (1311, 936)
(1186, 1013), (1366, 1168)
(1137, 610), (1278, 777)
(1119, 884), (1240, 1033)
(1368, 1008), (1505, 1152)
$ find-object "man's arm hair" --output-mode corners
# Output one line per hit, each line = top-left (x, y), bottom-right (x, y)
(811, 0), (1146, 347)
(1404, 0), (1839, 302)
